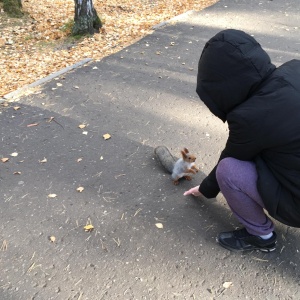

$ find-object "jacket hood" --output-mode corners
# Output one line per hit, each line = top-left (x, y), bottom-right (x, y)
(196, 29), (276, 122)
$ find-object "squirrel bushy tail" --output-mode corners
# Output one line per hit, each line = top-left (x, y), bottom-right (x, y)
(154, 145), (177, 174)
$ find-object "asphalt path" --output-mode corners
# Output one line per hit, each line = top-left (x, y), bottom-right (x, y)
(1, 0), (300, 299)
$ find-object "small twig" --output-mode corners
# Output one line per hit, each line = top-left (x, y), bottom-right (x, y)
(252, 257), (269, 262)
(0, 282), (11, 289)
(27, 262), (41, 273)
(61, 224), (84, 240)
(113, 238), (121, 247)
(125, 146), (139, 160)
(115, 174), (126, 179)
(4, 196), (13, 203)
(103, 196), (115, 202)
(75, 278), (82, 286)
(205, 224), (214, 232)
(133, 208), (142, 217)
(77, 292), (83, 300)
(215, 288), (226, 298)
(100, 239), (108, 251)
(44, 117), (64, 129)
(30, 252), (36, 261)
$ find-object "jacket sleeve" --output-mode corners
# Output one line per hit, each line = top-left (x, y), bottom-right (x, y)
(199, 112), (263, 198)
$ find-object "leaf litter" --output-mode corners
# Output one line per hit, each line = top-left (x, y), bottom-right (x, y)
(0, 0), (218, 97)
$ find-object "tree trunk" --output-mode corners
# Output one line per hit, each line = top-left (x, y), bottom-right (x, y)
(0, 0), (23, 17)
(72, 0), (102, 36)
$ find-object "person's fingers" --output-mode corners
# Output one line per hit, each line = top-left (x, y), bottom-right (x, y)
(183, 188), (196, 196)
(183, 190), (191, 196)
(184, 186), (201, 196)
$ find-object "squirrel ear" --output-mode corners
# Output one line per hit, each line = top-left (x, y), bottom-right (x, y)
(183, 148), (189, 154)
(181, 150), (187, 158)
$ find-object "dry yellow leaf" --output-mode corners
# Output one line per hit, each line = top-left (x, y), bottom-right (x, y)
(1, 158), (9, 163)
(56, 82), (63, 87)
(103, 133), (111, 140)
(10, 152), (18, 157)
(13, 106), (21, 110)
(78, 124), (86, 129)
(155, 223), (163, 229)
(0, 0), (216, 98)
(48, 194), (57, 198)
(77, 186), (84, 192)
(84, 224), (94, 232)
(13, 171), (21, 175)
(223, 282), (233, 289)
(77, 158), (83, 162)
(49, 236), (56, 242)
(39, 158), (47, 163)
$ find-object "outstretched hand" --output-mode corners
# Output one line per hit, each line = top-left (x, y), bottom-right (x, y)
(183, 185), (202, 197)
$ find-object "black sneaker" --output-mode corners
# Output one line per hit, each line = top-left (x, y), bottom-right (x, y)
(217, 228), (277, 252)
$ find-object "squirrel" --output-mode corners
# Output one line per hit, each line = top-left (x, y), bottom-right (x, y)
(154, 146), (199, 185)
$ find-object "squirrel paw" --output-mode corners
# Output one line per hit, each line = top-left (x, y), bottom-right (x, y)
(184, 176), (192, 181)
(173, 180), (180, 185)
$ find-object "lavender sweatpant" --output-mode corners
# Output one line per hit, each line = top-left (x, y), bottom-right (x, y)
(216, 157), (274, 236)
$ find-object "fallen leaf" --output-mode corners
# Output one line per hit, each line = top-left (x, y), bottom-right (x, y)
(49, 236), (56, 242)
(84, 224), (94, 232)
(56, 82), (63, 86)
(1, 240), (8, 251)
(1, 158), (9, 163)
(77, 158), (83, 162)
(39, 157), (47, 163)
(27, 123), (39, 127)
(82, 131), (88, 135)
(155, 223), (163, 229)
(13, 171), (21, 175)
(13, 106), (21, 110)
(10, 152), (18, 157)
(103, 133), (111, 140)
(78, 124), (86, 129)
(223, 282), (233, 289)
(0, 0), (216, 100)
(48, 194), (57, 198)
(74, 86), (79, 89)
(92, 66), (98, 69)
(77, 186), (84, 192)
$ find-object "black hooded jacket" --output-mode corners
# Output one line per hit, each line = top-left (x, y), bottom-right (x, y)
(197, 29), (300, 228)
